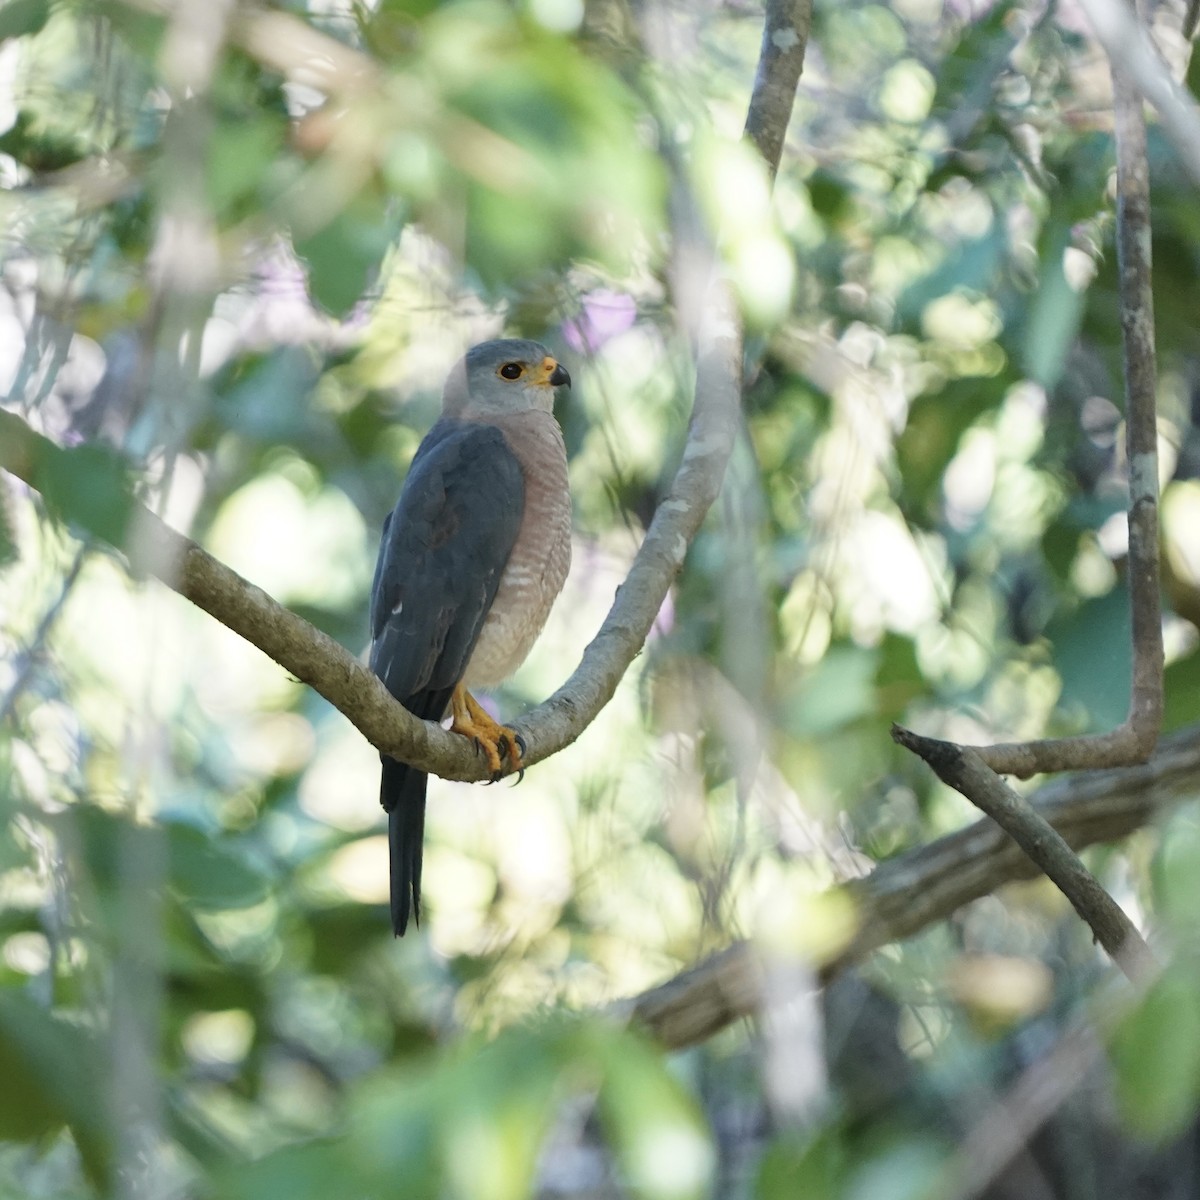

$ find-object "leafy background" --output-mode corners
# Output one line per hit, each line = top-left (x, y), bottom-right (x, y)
(3, 0), (1200, 1197)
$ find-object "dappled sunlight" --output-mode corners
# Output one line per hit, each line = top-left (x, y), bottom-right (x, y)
(325, 836), (389, 905)
(4, 0), (1199, 1192)
(207, 469), (370, 610)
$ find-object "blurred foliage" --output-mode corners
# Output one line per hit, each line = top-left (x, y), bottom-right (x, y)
(3, 0), (1200, 1197)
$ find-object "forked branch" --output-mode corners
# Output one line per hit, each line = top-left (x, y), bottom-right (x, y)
(889, 0), (1164, 976)
(0, 0), (812, 784)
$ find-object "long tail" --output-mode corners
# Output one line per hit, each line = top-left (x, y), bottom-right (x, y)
(380, 758), (427, 936)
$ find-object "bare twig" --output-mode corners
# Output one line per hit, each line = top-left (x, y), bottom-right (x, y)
(896, 0), (1165, 782)
(628, 723), (1200, 1048)
(892, 728), (1156, 983)
(889, 0), (1164, 976)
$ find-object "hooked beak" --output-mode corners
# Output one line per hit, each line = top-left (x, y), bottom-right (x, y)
(538, 356), (571, 388)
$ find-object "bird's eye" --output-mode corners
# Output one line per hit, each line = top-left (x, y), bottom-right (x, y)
(499, 362), (523, 380)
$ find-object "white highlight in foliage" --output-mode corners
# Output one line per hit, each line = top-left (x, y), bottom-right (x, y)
(528, 0), (584, 32)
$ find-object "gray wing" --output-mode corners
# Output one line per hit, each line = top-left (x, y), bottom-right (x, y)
(369, 418), (525, 713)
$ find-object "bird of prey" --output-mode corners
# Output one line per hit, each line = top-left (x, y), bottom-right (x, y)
(369, 339), (572, 935)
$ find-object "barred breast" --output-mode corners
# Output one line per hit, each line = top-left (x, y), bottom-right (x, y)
(464, 409), (571, 688)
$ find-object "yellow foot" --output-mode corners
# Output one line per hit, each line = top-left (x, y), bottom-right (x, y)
(450, 685), (525, 781)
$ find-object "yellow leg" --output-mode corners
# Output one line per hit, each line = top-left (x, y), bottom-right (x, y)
(449, 684), (524, 780)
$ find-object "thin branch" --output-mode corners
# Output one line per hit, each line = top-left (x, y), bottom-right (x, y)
(892, 728), (1156, 984)
(744, 0), (813, 181)
(1, 0), (812, 784)
(1077, 0), (1200, 188)
(627, 722), (1200, 1048)
(897, 0), (1165, 782)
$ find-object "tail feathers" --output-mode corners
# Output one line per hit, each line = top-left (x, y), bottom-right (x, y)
(381, 758), (427, 937)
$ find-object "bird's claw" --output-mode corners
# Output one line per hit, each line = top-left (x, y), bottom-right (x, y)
(449, 686), (525, 784)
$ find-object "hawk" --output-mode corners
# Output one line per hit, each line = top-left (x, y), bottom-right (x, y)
(370, 339), (572, 935)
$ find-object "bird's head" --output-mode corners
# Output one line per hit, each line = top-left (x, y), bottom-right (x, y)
(442, 338), (571, 418)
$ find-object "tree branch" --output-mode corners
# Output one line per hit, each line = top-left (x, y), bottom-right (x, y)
(892, 727), (1156, 983)
(885, 0), (1164, 983)
(628, 722), (1200, 1048)
(897, 0), (1164, 782)
(744, 0), (813, 181)
(1, 0), (812, 782)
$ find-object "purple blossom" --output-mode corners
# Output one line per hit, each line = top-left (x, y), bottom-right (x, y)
(562, 291), (637, 353)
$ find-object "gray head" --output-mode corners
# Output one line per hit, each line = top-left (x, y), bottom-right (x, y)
(442, 338), (571, 418)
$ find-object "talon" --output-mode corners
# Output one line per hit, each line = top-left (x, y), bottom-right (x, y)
(449, 683), (523, 781)
(511, 767), (525, 786)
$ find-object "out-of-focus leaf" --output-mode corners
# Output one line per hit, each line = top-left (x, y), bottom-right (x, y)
(1164, 649), (1200, 731)
(69, 806), (270, 912)
(295, 197), (396, 315)
(215, 348), (320, 442)
(755, 1130), (842, 1199)
(211, 1140), (354, 1200)
(164, 820), (272, 910)
(0, 0), (50, 41)
(783, 644), (878, 736)
(417, 7), (663, 286)
(0, 990), (112, 1189)
(1153, 810), (1200, 936)
(1040, 521), (1080, 584)
(895, 376), (1007, 520)
(305, 903), (389, 975)
(38, 444), (134, 546)
(1021, 221), (1085, 389)
(595, 1027), (713, 1200)
(875, 633), (924, 717)
(806, 169), (853, 225)
(929, 1), (1017, 123)
(896, 227), (1007, 330)
(1046, 588), (1131, 730)
(0, 483), (16, 568)
(845, 1139), (946, 1200)
(207, 116), (285, 219)
(1112, 964), (1200, 1139)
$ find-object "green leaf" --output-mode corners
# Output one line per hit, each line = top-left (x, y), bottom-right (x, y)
(295, 198), (396, 315)
(1047, 588), (1131, 730)
(875, 633), (924, 718)
(0, 990), (112, 1189)
(35, 440), (135, 547)
(783, 644), (879, 736)
(1153, 811), (1200, 936)
(206, 116), (284, 219)
(0, 0), (50, 41)
(164, 821), (272, 910)
(895, 227), (1006, 329)
(1164, 649), (1200, 731)
(211, 1140), (354, 1200)
(69, 807), (270, 912)
(895, 376), (1006, 521)
(215, 348), (319, 441)
(0, 484), (16, 568)
(1021, 221), (1085, 388)
(1112, 964), (1200, 1139)
(596, 1028), (713, 1200)
(756, 1131), (843, 1199)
